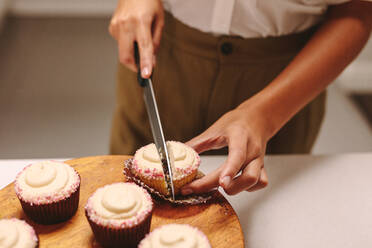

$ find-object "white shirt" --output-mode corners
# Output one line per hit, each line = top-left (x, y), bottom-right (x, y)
(162, 0), (370, 38)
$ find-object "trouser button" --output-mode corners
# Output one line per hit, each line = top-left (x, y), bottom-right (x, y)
(220, 42), (233, 55)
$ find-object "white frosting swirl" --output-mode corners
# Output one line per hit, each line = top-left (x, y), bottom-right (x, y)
(87, 183), (153, 227)
(15, 161), (79, 204)
(25, 162), (61, 188)
(0, 219), (38, 248)
(135, 141), (199, 178)
(139, 224), (211, 248)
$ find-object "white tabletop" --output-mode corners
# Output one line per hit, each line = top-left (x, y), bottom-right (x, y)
(1, 153), (372, 247)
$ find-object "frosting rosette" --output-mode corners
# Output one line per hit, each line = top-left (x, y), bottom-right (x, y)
(133, 141), (200, 196)
(139, 224), (211, 248)
(0, 218), (38, 248)
(85, 182), (153, 247)
(14, 161), (80, 204)
(14, 161), (81, 224)
(85, 182), (153, 228)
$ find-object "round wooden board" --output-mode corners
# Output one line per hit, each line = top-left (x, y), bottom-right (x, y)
(0, 156), (244, 247)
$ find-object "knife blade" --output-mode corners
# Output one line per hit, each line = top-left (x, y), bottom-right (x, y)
(134, 43), (176, 200)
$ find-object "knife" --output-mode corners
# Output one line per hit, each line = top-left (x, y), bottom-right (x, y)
(134, 43), (176, 200)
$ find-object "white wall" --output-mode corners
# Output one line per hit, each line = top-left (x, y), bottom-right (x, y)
(9, 0), (117, 17)
(7, 0), (372, 94)
(336, 39), (372, 94)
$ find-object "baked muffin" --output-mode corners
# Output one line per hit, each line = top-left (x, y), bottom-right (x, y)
(139, 223), (211, 248)
(0, 218), (39, 248)
(133, 141), (200, 196)
(14, 160), (80, 224)
(85, 182), (153, 248)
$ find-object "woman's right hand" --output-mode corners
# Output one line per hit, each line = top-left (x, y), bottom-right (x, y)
(109, 0), (164, 78)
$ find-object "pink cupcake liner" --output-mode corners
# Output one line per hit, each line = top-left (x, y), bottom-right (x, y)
(34, 233), (40, 248)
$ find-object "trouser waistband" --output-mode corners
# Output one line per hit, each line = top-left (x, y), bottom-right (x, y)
(163, 11), (318, 64)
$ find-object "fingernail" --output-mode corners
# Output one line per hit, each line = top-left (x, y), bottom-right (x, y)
(220, 176), (231, 188)
(181, 188), (193, 196)
(142, 67), (150, 77)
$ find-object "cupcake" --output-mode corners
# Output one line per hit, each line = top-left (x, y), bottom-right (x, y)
(133, 141), (200, 196)
(0, 218), (39, 248)
(139, 224), (211, 248)
(14, 160), (80, 224)
(85, 182), (153, 248)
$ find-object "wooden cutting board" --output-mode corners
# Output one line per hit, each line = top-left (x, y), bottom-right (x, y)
(0, 155), (244, 248)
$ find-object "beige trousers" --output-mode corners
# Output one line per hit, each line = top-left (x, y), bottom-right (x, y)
(110, 12), (326, 155)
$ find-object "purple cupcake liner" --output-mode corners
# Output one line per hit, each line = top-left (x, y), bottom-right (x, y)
(85, 209), (152, 248)
(36, 236), (40, 248)
(19, 185), (80, 225)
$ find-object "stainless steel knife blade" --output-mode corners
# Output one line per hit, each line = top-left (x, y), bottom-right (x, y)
(142, 78), (176, 200)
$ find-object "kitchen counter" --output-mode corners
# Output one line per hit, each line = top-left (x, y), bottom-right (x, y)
(1, 153), (371, 247)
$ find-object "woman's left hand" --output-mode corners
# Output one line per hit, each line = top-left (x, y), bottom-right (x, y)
(181, 0), (372, 196)
(181, 104), (271, 196)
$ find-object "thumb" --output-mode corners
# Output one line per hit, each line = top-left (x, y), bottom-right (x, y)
(186, 131), (225, 154)
(181, 167), (222, 195)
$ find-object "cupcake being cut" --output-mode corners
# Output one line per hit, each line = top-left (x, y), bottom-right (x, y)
(130, 141), (201, 198)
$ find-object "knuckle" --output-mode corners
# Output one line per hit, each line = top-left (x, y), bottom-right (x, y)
(224, 187), (235, 196)
(109, 23), (115, 32)
(260, 177), (269, 188)
(108, 26), (114, 36)
(250, 142), (262, 156)
(110, 18), (118, 28)
(190, 184), (202, 193)
(123, 15), (135, 24)
(187, 180), (203, 192)
(138, 14), (152, 25)
(234, 149), (246, 163)
(110, 16), (136, 33)
(117, 17), (126, 25)
(138, 38), (152, 50)
(239, 125), (250, 135)
(224, 187), (238, 196)
(157, 20), (165, 30)
(119, 55), (132, 65)
(243, 172), (258, 185)
(116, 15), (137, 28)
(261, 181), (269, 188)
(159, 20), (165, 27)
(226, 125), (237, 135)
(153, 40), (160, 50)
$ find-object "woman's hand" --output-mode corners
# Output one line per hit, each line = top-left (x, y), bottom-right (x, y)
(181, 104), (272, 196)
(109, 0), (164, 78)
(181, 0), (372, 197)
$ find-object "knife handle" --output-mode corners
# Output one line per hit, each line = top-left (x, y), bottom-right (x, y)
(134, 42), (147, 87)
